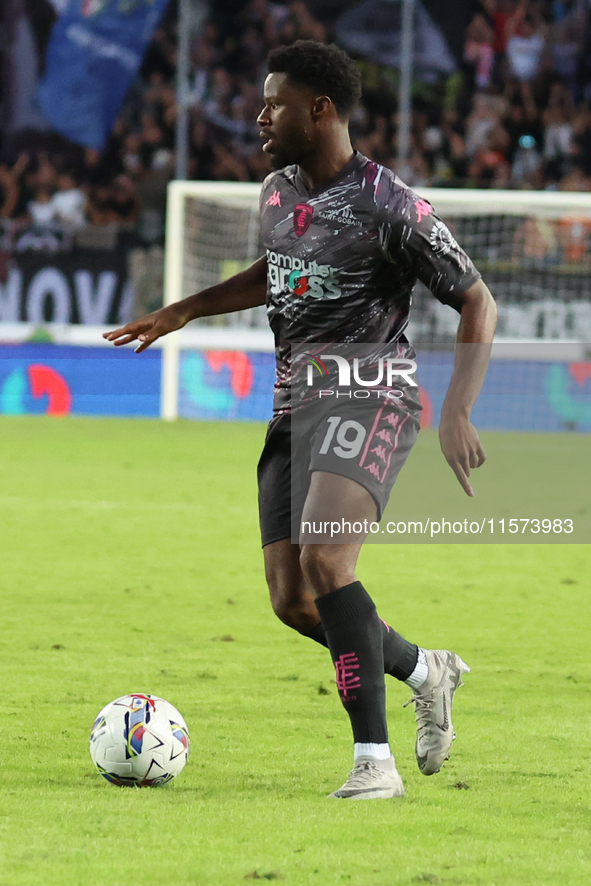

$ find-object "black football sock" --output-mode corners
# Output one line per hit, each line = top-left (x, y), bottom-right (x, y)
(307, 616), (418, 682)
(315, 581), (388, 744)
(307, 622), (329, 646)
(380, 621), (419, 682)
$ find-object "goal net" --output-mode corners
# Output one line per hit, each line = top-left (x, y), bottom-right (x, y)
(162, 180), (591, 419)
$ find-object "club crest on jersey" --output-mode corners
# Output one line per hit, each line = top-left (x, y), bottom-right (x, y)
(293, 203), (313, 237)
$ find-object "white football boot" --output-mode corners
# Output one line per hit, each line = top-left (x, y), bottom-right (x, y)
(404, 649), (470, 775)
(328, 755), (405, 800)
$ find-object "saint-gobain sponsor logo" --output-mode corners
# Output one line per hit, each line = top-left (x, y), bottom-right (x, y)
(318, 205), (362, 227)
(294, 353), (418, 396)
(266, 249), (342, 299)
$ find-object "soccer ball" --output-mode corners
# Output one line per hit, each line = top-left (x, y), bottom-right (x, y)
(89, 693), (190, 787)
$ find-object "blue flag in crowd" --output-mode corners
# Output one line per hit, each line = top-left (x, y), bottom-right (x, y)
(38, 0), (170, 151)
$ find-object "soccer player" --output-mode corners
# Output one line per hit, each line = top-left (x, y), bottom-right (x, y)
(105, 41), (497, 800)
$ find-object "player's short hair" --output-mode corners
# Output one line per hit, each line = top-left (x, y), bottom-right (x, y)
(267, 40), (362, 120)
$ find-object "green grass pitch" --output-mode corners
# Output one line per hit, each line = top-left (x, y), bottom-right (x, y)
(0, 415), (589, 886)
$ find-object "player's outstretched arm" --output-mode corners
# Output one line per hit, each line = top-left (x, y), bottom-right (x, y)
(439, 278), (497, 496)
(103, 256), (268, 352)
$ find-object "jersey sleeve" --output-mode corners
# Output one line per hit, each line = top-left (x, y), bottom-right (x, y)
(259, 172), (276, 214)
(380, 188), (481, 308)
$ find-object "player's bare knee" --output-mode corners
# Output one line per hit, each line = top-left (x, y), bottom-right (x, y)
(299, 545), (355, 597)
(265, 574), (301, 625)
(269, 587), (296, 625)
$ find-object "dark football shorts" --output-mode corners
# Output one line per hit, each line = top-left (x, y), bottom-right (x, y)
(257, 391), (422, 547)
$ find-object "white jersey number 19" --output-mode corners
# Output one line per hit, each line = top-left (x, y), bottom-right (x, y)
(318, 416), (367, 459)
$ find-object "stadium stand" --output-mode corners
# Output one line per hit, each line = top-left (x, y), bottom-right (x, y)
(1, 0), (590, 327)
(1, 0), (591, 233)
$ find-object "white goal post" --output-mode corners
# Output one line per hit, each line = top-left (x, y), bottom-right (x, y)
(162, 181), (591, 420)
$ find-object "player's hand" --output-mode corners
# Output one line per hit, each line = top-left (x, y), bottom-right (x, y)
(103, 304), (189, 353)
(438, 413), (486, 497)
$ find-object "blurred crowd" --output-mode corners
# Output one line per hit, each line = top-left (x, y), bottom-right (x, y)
(2, 0), (591, 243)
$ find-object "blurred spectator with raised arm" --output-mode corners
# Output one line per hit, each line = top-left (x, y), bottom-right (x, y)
(51, 171), (86, 230)
(506, 3), (547, 83)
